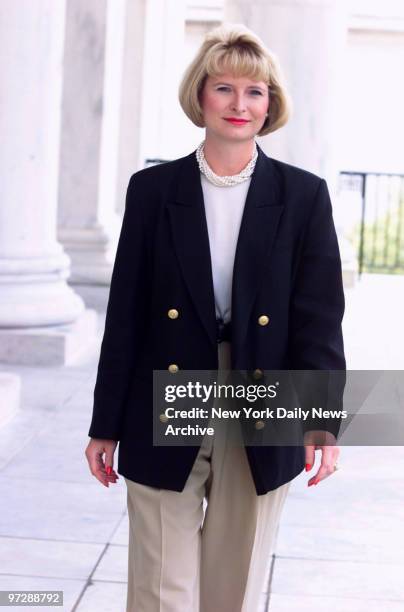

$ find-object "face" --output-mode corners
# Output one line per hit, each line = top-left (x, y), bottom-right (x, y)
(199, 73), (269, 143)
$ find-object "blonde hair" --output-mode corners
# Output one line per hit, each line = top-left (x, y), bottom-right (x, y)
(178, 23), (291, 136)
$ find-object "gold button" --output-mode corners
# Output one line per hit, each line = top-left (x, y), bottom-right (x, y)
(255, 420), (265, 430)
(168, 309), (179, 319)
(258, 315), (269, 326)
(168, 363), (179, 374)
(253, 369), (263, 380)
(159, 413), (168, 423)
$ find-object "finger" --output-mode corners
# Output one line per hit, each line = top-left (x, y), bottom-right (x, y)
(105, 446), (115, 474)
(94, 468), (110, 487)
(105, 469), (119, 482)
(95, 461), (110, 486)
(90, 450), (112, 487)
(102, 471), (119, 486)
(308, 453), (338, 486)
(97, 467), (119, 486)
(305, 445), (315, 471)
(99, 458), (119, 483)
(104, 463), (118, 480)
(104, 445), (119, 480)
(308, 465), (329, 486)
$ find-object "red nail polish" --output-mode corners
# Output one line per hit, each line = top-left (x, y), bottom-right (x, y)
(106, 466), (112, 475)
(305, 463), (311, 471)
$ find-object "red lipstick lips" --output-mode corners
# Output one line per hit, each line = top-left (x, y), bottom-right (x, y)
(224, 118), (250, 125)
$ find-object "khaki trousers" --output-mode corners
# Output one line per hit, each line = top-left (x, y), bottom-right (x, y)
(124, 342), (290, 612)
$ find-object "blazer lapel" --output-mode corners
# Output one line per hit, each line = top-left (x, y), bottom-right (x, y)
(167, 146), (284, 356)
(231, 146), (284, 364)
(167, 152), (217, 347)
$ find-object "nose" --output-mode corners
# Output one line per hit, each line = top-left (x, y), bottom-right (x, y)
(230, 91), (246, 114)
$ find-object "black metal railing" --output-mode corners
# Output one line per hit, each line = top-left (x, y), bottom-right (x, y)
(145, 158), (170, 168)
(339, 171), (404, 276)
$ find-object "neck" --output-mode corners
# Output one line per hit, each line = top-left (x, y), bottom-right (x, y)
(202, 135), (256, 176)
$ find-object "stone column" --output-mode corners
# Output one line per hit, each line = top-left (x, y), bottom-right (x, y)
(224, 0), (357, 285)
(115, 0), (147, 215)
(224, 0), (347, 179)
(57, 0), (127, 284)
(0, 0), (85, 327)
(0, 1), (96, 364)
(137, 0), (187, 167)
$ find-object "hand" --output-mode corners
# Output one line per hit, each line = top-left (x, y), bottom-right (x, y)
(304, 430), (340, 487)
(85, 438), (119, 487)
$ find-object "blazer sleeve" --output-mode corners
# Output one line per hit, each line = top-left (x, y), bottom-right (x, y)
(88, 174), (149, 441)
(288, 178), (346, 439)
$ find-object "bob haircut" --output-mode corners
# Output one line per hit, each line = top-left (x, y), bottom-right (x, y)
(178, 23), (292, 136)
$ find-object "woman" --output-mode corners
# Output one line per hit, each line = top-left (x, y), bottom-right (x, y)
(85, 23), (345, 611)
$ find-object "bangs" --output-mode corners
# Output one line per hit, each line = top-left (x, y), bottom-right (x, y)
(205, 46), (270, 84)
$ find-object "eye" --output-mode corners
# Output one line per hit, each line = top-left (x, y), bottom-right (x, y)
(214, 85), (264, 95)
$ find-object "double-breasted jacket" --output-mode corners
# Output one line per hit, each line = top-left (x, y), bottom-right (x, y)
(88, 145), (346, 494)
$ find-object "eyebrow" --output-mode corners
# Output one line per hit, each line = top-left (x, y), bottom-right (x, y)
(213, 81), (266, 91)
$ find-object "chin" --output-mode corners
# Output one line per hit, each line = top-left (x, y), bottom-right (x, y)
(207, 126), (256, 143)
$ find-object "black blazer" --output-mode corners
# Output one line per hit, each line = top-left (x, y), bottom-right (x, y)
(88, 144), (346, 495)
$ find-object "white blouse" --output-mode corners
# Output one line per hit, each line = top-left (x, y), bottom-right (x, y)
(200, 173), (251, 324)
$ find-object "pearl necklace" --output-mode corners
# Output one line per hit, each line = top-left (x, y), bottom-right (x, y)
(196, 141), (258, 187)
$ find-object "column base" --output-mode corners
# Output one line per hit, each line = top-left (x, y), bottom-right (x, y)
(0, 251), (86, 327)
(0, 309), (98, 366)
(58, 224), (120, 285)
